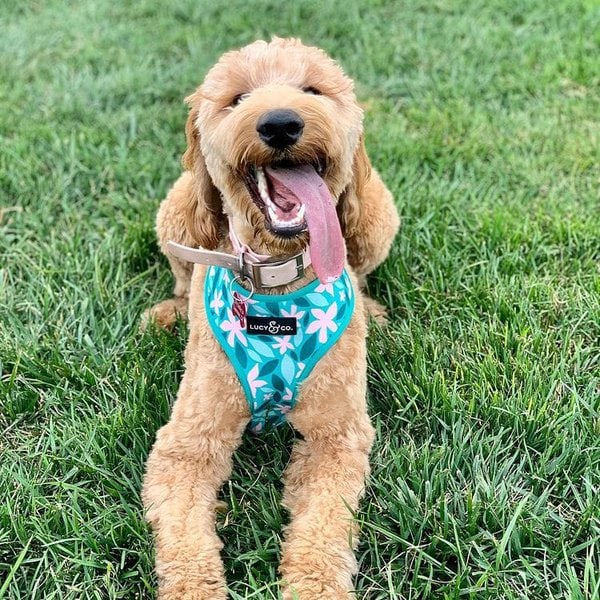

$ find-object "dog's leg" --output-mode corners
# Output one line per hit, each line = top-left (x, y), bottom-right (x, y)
(142, 373), (248, 600)
(142, 172), (195, 330)
(281, 369), (374, 599)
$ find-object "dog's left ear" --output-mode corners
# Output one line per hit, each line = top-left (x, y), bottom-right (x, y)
(181, 91), (224, 250)
(337, 135), (372, 244)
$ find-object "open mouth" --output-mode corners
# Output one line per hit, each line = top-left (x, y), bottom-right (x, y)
(244, 160), (325, 237)
(242, 159), (345, 284)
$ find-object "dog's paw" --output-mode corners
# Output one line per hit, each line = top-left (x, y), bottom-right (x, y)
(141, 297), (189, 331)
(157, 575), (227, 600)
(362, 296), (389, 326)
(282, 586), (355, 600)
(158, 590), (226, 600)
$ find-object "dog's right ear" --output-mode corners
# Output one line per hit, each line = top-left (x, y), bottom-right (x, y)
(181, 91), (223, 250)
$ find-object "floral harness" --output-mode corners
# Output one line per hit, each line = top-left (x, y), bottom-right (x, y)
(204, 266), (355, 433)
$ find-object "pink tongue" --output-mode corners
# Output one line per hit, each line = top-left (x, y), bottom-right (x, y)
(265, 165), (345, 284)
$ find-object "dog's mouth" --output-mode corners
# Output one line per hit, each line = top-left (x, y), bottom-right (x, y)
(244, 159), (325, 237)
(242, 159), (345, 284)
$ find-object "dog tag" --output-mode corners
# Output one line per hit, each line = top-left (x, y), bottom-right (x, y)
(232, 291), (247, 327)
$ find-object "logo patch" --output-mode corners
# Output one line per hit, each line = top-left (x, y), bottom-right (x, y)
(246, 316), (297, 336)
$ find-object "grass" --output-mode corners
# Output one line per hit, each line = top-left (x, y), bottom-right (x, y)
(1, 0), (599, 598)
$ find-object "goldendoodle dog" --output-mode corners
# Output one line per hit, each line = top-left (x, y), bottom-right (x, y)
(142, 37), (399, 599)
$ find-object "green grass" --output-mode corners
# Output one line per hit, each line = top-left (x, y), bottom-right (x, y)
(1, 0), (599, 598)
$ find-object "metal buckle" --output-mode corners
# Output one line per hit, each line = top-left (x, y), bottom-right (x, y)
(238, 250), (258, 285)
(238, 250), (247, 279)
(250, 253), (305, 288)
(293, 253), (304, 279)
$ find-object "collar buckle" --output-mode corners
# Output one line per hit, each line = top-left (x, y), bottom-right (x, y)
(238, 250), (252, 282)
(165, 239), (311, 290)
(250, 252), (306, 288)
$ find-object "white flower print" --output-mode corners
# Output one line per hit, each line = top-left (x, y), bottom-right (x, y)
(220, 308), (248, 347)
(306, 303), (338, 343)
(316, 282), (334, 295)
(272, 336), (293, 354)
(281, 305), (305, 319)
(210, 289), (225, 314)
(247, 364), (267, 398)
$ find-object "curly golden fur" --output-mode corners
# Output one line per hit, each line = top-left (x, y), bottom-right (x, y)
(142, 38), (399, 599)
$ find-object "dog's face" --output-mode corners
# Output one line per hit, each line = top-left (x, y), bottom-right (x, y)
(184, 38), (368, 266)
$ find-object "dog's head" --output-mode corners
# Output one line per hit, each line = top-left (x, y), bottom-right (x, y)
(183, 38), (370, 279)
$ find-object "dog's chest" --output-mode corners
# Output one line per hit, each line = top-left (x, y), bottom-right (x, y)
(203, 266), (355, 433)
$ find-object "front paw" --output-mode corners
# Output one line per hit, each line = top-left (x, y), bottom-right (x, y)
(141, 297), (188, 331)
(282, 585), (355, 600)
(362, 295), (389, 325)
(156, 554), (228, 600)
(281, 556), (356, 600)
(158, 581), (227, 600)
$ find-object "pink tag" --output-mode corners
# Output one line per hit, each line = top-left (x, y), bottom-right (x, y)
(232, 292), (247, 328)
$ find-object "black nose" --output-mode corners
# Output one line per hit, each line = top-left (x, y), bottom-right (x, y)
(256, 109), (304, 149)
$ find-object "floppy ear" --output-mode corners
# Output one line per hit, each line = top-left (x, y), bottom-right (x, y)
(181, 92), (223, 250)
(337, 135), (372, 241)
(337, 135), (400, 280)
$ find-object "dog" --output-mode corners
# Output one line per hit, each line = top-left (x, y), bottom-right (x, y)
(142, 37), (399, 599)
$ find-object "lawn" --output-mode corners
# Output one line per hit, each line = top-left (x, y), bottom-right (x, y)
(1, 0), (599, 598)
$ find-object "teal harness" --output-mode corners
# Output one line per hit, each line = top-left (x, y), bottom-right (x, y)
(204, 266), (355, 433)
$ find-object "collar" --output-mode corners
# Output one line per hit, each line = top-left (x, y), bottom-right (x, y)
(166, 219), (312, 289)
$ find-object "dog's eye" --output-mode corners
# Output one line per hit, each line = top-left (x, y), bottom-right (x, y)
(230, 93), (250, 107)
(302, 86), (322, 95)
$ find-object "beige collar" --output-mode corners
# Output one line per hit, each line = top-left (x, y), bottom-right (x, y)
(166, 221), (312, 288)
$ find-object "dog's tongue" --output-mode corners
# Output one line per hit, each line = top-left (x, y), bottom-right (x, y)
(265, 164), (344, 284)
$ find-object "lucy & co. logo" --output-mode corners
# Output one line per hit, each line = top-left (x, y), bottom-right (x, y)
(246, 316), (297, 336)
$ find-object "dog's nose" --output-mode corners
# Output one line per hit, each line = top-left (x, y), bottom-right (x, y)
(256, 109), (304, 149)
